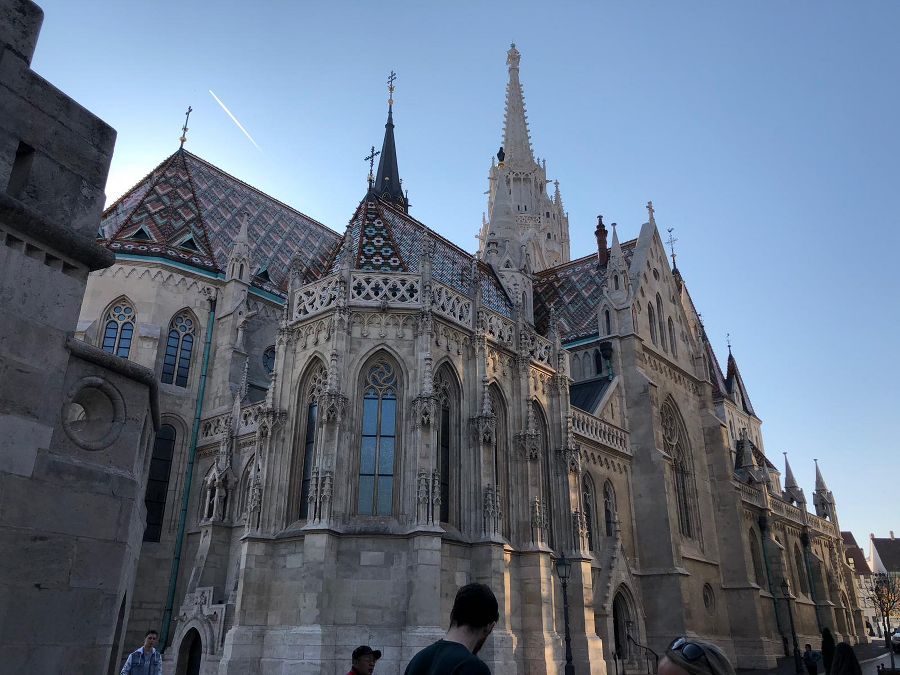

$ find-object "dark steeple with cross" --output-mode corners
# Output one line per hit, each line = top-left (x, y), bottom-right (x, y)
(371, 70), (408, 212)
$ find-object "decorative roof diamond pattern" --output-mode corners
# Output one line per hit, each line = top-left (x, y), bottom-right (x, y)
(102, 150), (341, 294)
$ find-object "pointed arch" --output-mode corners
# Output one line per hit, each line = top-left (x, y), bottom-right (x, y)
(100, 296), (136, 358)
(668, 317), (678, 357)
(749, 527), (766, 586)
(357, 352), (401, 516)
(793, 543), (809, 596)
(489, 383), (510, 537)
(647, 302), (658, 346)
(582, 473), (597, 551)
(656, 293), (667, 351)
(660, 398), (700, 541)
(238, 453), (256, 520)
(604, 480), (617, 537)
(161, 308), (198, 387)
(434, 362), (461, 525)
(294, 358), (327, 520)
(532, 400), (553, 547)
(144, 423), (176, 542)
(594, 348), (603, 376)
(604, 308), (613, 336)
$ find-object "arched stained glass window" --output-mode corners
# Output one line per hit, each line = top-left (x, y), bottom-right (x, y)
(299, 363), (327, 519)
(161, 312), (195, 387)
(661, 399), (699, 540)
(358, 359), (398, 516)
(490, 387), (509, 537)
(604, 480), (617, 536)
(144, 424), (176, 542)
(102, 300), (135, 358)
(583, 475), (597, 551)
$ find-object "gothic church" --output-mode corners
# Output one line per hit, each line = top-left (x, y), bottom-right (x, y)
(77, 44), (865, 674)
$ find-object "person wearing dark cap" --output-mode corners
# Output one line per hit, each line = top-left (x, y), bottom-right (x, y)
(659, 637), (736, 675)
(404, 583), (499, 674)
(349, 645), (381, 675)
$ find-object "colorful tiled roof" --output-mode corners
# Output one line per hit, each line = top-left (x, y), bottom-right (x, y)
(330, 197), (513, 317)
(101, 149), (341, 294)
(534, 240), (637, 341)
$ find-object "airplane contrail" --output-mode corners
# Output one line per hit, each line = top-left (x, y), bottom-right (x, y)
(208, 89), (261, 151)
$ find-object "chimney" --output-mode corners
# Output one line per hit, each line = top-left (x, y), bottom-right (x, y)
(595, 215), (609, 266)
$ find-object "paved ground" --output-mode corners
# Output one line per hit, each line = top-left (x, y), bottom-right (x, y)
(737, 642), (893, 675)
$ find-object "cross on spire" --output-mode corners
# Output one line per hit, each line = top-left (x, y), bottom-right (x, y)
(726, 332), (732, 354)
(179, 106), (193, 148)
(647, 200), (655, 224)
(365, 145), (380, 189)
(666, 226), (678, 270)
(387, 70), (397, 107)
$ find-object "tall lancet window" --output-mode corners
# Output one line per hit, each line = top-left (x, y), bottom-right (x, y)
(435, 366), (458, 524)
(582, 474), (597, 551)
(491, 386), (510, 537)
(661, 399), (700, 540)
(668, 318), (678, 358)
(161, 311), (195, 387)
(358, 359), (398, 516)
(534, 401), (553, 547)
(647, 303), (658, 346)
(604, 480), (617, 536)
(101, 299), (136, 358)
(656, 294), (667, 351)
(298, 363), (327, 519)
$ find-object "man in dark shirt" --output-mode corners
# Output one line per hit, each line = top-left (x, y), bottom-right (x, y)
(404, 583), (499, 675)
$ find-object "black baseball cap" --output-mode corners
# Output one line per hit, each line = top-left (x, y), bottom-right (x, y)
(352, 645), (382, 661)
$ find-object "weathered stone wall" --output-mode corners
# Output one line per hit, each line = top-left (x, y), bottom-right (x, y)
(0, 2), (156, 672)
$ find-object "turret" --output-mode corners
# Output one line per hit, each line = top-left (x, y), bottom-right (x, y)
(782, 452), (806, 505)
(813, 459), (837, 521)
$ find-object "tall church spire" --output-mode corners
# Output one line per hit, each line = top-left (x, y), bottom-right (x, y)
(372, 71), (408, 212)
(480, 44), (569, 271)
(502, 43), (534, 169)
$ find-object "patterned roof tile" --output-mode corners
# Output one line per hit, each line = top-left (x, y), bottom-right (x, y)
(101, 149), (341, 294)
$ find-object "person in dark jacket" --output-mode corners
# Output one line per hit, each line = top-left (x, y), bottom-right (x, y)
(803, 643), (823, 675)
(404, 583), (498, 675)
(821, 627), (836, 675)
(830, 643), (862, 675)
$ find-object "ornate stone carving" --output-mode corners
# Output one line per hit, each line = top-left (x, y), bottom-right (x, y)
(411, 395), (437, 428)
(483, 484), (502, 537)
(322, 392), (348, 424)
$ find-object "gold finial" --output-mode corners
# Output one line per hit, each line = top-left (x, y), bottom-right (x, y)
(179, 106), (193, 148)
(387, 70), (397, 108)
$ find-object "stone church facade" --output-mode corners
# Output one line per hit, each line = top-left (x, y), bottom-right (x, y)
(76, 44), (865, 674)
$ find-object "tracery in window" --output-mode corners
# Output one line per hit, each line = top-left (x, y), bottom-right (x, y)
(161, 312), (195, 387)
(358, 358), (398, 516)
(661, 399), (700, 540)
(101, 299), (135, 358)
(298, 362), (327, 519)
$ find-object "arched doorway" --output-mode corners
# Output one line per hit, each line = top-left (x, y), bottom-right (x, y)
(612, 590), (634, 663)
(177, 628), (202, 675)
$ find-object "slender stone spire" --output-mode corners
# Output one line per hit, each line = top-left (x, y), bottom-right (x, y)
(814, 458), (828, 492)
(783, 452), (798, 489)
(502, 43), (535, 169)
(373, 70), (408, 212)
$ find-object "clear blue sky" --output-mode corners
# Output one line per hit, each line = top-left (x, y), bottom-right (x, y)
(34, 1), (898, 543)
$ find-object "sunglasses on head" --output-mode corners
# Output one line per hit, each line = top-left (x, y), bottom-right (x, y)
(669, 637), (708, 663)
